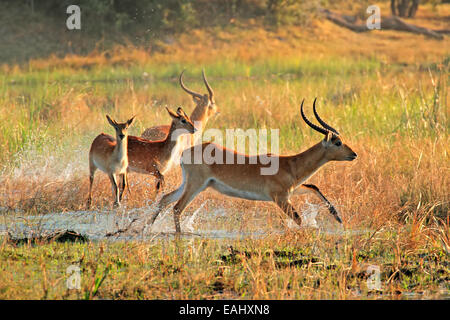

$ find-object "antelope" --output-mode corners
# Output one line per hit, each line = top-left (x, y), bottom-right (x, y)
(127, 107), (197, 193)
(141, 69), (218, 149)
(151, 99), (357, 233)
(87, 115), (135, 208)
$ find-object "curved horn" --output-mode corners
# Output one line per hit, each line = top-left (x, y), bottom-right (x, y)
(300, 99), (329, 136)
(312, 98), (339, 135)
(202, 69), (214, 100)
(179, 69), (203, 99)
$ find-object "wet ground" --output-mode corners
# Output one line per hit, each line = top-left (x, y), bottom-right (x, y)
(1, 205), (448, 300)
(0, 202), (365, 242)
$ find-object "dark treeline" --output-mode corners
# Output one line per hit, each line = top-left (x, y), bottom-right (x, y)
(0, 0), (446, 63)
(4, 0), (330, 37)
(5, 0), (446, 37)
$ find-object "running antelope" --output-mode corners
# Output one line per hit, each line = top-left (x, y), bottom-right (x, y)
(127, 107), (197, 193)
(151, 99), (357, 233)
(141, 69), (218, 147)
(87, 115), (135, 208)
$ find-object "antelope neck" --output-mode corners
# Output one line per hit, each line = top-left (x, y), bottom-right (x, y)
(189, 104), (208, 126)
(289, 142), (329, 185)
(115, 133), (128, 159)
(163, 120), (187, 149)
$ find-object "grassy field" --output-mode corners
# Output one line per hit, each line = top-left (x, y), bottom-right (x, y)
(0, 3), (448, 299)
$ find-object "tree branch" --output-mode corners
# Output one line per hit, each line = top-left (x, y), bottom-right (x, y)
(320, 9), (446, 40)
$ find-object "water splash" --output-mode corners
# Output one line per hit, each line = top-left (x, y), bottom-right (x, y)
(0, 200), (365, 241)
(2, 138), (89, 180)
(285, 201), (319, 230)
(181, 201), (207, 233)
(301, 201), (319, 228)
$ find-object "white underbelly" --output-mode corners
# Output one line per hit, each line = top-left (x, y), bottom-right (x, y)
(93, 159), (108, 173)
(209, 178), (271, 201)
(94, 158), (127, 175)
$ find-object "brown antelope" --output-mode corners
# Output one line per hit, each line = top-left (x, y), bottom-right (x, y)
(87, 115), (135, 208)
(141, 70), (218, 148)
(127, 107), (196, 193)
(151, 99), (357, 233)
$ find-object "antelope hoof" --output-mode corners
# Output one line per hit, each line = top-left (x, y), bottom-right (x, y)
(328, 205), (342, 223)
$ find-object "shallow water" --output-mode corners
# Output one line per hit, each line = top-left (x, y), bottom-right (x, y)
(2, 207), (448, 299)
(0, 207), (282, 241)
(0, 202), (370, 242)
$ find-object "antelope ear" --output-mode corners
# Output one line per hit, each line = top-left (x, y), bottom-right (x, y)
(191, 95), (201, 103)
(166, 107), (179, 119)
(106, 115), (116, 127)
(324, 131), (332, 142)
(127, 116), (135, 127)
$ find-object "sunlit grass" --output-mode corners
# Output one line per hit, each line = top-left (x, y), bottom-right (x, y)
(0, 227), (448, 299)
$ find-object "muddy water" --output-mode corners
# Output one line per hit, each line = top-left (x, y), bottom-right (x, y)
(0, 206), (283, 241)
(0, 202), (369, 241)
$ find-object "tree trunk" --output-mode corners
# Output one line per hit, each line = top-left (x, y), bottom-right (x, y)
(408, 0), (420, 18)
(398, 0), (409, 17)
(391, 0), (397, 16)
(320, 9), (446, 40)
(391, 0), (420, 18)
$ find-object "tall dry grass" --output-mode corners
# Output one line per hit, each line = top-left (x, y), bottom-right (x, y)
(1, 65), (447, 231)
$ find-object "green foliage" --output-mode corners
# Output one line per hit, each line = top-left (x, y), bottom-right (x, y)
(265, 0), (322, 26)
(17, 0), (324, 35)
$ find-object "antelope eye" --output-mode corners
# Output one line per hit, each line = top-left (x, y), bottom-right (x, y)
(335, 141), (342, 146)
(181, 119), (186, 123)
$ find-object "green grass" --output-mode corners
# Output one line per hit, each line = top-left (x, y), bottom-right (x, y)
(2, 55), (381, 85)
(1, 54), (446, 166)
(0, 230), (448, 299)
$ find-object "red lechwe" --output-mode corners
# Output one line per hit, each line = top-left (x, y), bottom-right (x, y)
(151, 99), (357, 233)
(127, 107), (197, 194)
(87, 115), (135, 208)
(141, 70), (218, 165)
